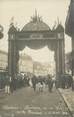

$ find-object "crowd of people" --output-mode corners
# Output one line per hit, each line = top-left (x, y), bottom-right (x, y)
(3, 72), (74, 94)
(4, 74), (54, 94)
(31, 74), (54, 92)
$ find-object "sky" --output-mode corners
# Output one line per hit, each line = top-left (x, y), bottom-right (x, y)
(0, 0), (71, 63)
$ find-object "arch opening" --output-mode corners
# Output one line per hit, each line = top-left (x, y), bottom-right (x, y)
(18, 46), (56, 76)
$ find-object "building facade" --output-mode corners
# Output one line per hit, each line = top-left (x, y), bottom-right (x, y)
(33, 61), (55, 76)
(18, 53), (33, 73)
(65, 0), (74, 76)
(0, 50), (8, 71)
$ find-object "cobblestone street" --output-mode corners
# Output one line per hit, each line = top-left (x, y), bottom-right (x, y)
(0, 87), (72, 117)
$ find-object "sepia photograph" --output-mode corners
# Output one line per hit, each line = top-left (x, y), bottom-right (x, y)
(0, 0), (74, 117)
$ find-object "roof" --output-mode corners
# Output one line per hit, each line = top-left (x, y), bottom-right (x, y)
(21, 13), (51, 32)
(22, 21), (50, 32)
(8, 24), (17, 34)
(55, 24), (64, 32)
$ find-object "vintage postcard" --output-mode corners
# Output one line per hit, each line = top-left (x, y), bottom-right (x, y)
(0, 0), (74, 117)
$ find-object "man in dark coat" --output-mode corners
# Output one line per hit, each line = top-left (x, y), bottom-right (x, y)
(47, 75), (53, 92)
(32, 75), (37, 91)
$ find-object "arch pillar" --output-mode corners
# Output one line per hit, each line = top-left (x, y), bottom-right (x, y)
(55, 39), (65, 78)
(8, 34), (19, 79)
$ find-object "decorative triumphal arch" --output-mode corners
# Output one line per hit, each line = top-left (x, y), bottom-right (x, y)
(8, 14), (65, 79)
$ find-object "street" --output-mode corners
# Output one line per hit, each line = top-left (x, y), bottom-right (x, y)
(0, 87), (72, 117)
